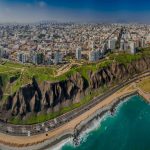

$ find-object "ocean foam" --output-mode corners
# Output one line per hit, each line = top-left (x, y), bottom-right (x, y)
(74, 111), (112, 147)
(50, 137), (73, 150)
(113, 96), (133, 116)
(51, 95), (135, 150)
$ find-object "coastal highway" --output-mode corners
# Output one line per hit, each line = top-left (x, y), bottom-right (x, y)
(0, 70), (149, 137)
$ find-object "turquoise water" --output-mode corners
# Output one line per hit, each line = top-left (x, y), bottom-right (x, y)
(61, 95), (150, 150)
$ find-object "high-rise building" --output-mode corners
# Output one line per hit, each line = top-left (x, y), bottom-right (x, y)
(95, 49), (102, 60)
(54, 51), (63, 64)
(0, 46), (9, 58)
(0, 46), (4, 58)
(32, 53), (37, 64)
(17, 52), (29, 63)
(108, 38), (117, 50)
(76, 47), (82, 60)
(140, 38), (145, 48)
(120, 39), (125, 51)
(129, 41), (136, 54)
(89, 48), (103, 62)
(22, 53), (29, 63)
(89, 50), (96, 62)
(32, 52), (44, 65)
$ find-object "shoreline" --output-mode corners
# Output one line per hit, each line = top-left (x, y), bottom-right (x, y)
(72, 92), (138, 142)
(40, 91), (149, 150)
(0, 75), (150, 150)
(0, 91), (142, 150)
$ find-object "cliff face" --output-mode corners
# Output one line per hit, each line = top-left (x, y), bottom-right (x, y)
(2, 72), (86, 117)
(90, 57), (150, 89)
(1, 57), (150, 119)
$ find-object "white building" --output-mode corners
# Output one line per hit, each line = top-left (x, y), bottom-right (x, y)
(120, 39), (125, 51)
(22, 53), (29, 63)
(140, 38), (145, 48)
(108, 38), (117, 50)
(31, 52), (44, 65)
(17, 52), (29, 63)
(129, 41), (136, 54)
(76, 47), (82, 60)
(89, 50), (96, 62)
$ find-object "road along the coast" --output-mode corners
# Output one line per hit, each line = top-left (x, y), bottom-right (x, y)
(0, 70), (149, 148)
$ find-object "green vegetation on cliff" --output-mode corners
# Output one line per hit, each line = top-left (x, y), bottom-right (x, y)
(10, 85), (108, 125)
(0, 48), (149, 125)
(0, 48), (150, 101)
(109, 53), (141, 64)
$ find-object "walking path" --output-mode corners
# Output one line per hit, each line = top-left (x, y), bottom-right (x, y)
(0, 72), (149, 149)
(0, 84), (146, 148)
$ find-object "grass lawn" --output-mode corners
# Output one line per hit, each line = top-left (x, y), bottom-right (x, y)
(1, 49), (149, 91)
(138, 77), (150, 93)
(109, 52), (142, 65)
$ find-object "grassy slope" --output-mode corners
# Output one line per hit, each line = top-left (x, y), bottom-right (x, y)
(1, 48), (149, 92)
(138, 76), (150, 93)
(0, 48), (150, 124)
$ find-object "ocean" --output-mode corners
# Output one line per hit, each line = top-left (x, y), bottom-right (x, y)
(57, 95), (150, 150)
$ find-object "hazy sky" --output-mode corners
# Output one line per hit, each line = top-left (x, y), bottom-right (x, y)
(0, 0), (150, 23)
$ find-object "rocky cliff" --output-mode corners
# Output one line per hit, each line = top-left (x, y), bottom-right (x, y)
(0, 57), (150, 120)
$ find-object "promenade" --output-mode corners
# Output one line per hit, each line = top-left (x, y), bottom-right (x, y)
(0, 71), (149, 149)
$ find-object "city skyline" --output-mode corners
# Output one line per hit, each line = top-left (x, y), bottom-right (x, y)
(0, 0), (150, 23)
(0, 2), (150, 149)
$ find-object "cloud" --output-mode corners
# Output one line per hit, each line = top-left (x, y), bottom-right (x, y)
(0, 0), (150, 23)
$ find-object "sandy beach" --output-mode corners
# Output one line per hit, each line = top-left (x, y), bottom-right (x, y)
(0, 76), (150, 150)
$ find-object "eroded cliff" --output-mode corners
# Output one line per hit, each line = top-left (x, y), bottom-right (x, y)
(0, 57), (150, 120)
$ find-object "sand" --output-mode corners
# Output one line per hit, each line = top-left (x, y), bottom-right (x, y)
(0, 86), (137, 147)
(0, 75), (149, 149)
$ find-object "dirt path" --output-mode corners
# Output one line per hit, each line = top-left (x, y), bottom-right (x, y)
(55, 62), (81, 77)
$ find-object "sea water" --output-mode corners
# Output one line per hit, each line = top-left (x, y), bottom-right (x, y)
(60, 95), (150, 150)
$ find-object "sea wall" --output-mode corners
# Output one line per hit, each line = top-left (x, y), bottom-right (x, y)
(0, 91), (138, 150)
(73, 91), (138, 142)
